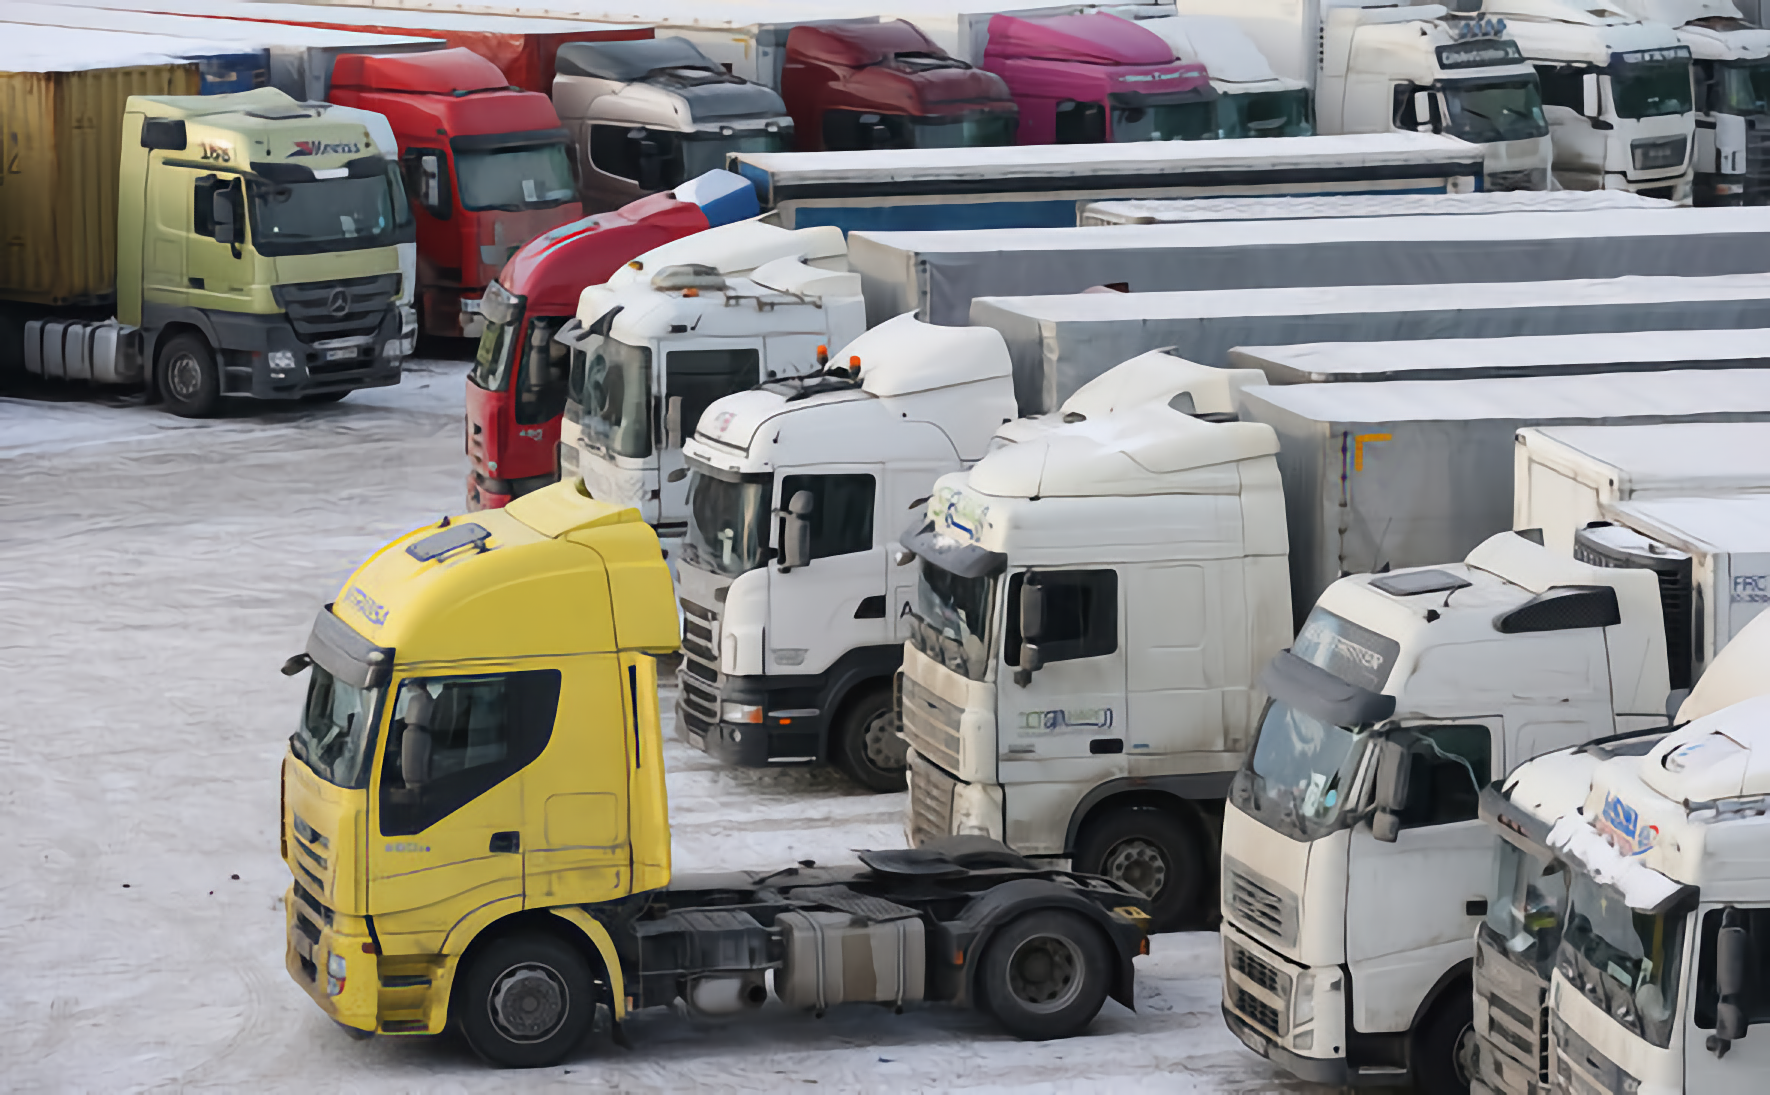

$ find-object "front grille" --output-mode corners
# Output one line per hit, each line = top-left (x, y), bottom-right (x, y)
(682, 615), (718, 664)
(675, 596), (723, 740)
(1225, 861), (1298, 947)
(1230, 942), (1283, 993)
(1631, 135), (1688, 172)
(1234, 988), (1282, 1038)
(899, 675), (963, 773)
(1487, 168), (1546, 192)
(1224, 939), (1292, 1038)
(273, 273), (399, 342)
(293, 881), (333, 926)
(908, 751), (957, 846)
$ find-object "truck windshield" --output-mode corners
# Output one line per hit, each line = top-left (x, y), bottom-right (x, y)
(1611, 60), (1694, 119)
(570, 333), (652, 459)
(290, 665), (381, 789)
(1218, 88), (1312, 139)
(910, 558), (996, 682)
(1234, 700), (1370, 841)
(471, 294), (523, 393)
(1442, 78), (1549, 143)
(247, 174), (400, 257)
(1559, 873), (1687, 1049)
(1112, 101), (1218, 142)
(1485, 842), (1570, 979)
(905, 112), (1017, 148)
(681, 467), (771, 578)
(456, 143), (577, 212)
(680, 129), (790, 182)
(1716, 59), (1770, 115)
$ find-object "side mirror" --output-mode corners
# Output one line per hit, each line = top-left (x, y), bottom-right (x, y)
(665, 395), (684, 451)
(1371, 737), (1411, 843)
(779, 490), (813, 571)
(1014, 642), (1043, 688)
(1581, 72), (1601, 118)
(212, 190), (238, 245)
(1413, 90), (1434, 133)
(1712, 918), (1751, 1054)
(1020, 579), (1046, 643)
(419, 154), (442, 211)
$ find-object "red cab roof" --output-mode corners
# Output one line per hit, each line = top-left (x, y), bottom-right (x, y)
(788, 19), (947, 68)
(330, 47), (508, 95)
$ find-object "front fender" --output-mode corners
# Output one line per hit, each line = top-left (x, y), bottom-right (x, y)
(951, 878), (1146, 1012)
(549, 906), (628, 1020)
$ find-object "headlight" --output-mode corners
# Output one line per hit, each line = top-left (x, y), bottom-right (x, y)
(1293, 970), (1316, 1027)
(327, 953), (347, 978)
(326, 952), (347, 996)
(721, 702), (763, 724)
(268, 350), (296, 371)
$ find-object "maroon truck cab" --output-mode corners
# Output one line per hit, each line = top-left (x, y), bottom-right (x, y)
(464, 193), (710, 510)
(328, 48), (583, 339)
(781, 20), (1018, 151)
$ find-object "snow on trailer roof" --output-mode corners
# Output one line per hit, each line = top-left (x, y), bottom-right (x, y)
(1520, 423), (1770, 495)
(4, 23), (234, 70)
(1081, 189), (1675, 225)
(3, 3), (442, 50)
(57, 0), (635, 33)
(734, 131), (1480, 183)
(1607, 494), (1770, 553)
(1229, 328), (1770, 383)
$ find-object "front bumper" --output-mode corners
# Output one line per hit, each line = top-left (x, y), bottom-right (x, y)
(1220, 919), (1356, 1083)
(674, 679), (827, 766)
(205, 308), (403, 399)
(1224, 1004), (1351, 1086)
(284, 883), (379, 1033)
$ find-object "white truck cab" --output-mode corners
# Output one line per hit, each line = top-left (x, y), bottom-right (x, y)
(1131, 15), (1315, 138)
(899, 379), (1294, 930)
(1539, 695), (1770, 1094)
(1485, 0), (1698, 198)
(557, 220), (864, 535)
(671, 314), (1017, 790)
(1218, 531), (1669, 1094)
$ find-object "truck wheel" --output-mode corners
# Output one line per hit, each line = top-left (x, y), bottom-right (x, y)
(1413, 988), (1475, 1095)
(156, 333), (221, 418)
(1072, 807), (1201, 934)
(978, 910), (1112, 1040)
(456, 933), (595, 1069)
(833, 686), (907, 793)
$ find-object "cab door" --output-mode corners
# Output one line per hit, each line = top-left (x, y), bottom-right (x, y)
(521, 654), (632, 906)
(368, 670), (559, 949)
(188, 173), (252, 305)
(1344, 719), (1501, 1035)
(766, 466), (887, 678)
(1683, 904), (1770, 1090)
(995, 568), (1126, 761)
(658, 343), (762, 534)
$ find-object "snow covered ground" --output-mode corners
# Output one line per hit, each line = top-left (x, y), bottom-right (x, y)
(0, 364), (1305, 1091)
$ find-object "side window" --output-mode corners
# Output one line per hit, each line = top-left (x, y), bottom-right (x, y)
(1055, 100), (1106, 144)
(1538, 65), (1585, 111)
(1396, 724), (1491, 828)
(589, 124), (641, 181)
(779, 473), (875, 559)
(193, 174), (242, 239)
(380, 670), (561, 836)
(1695, 907), (1770, 1028)
(589, 126), (684, 189)
(665, 347), (761, 439)
(822, 110), (909, 151)
(1005, 569), (1119, 665)
(515, 316), (572, 425)
(399, 148), (451, 220)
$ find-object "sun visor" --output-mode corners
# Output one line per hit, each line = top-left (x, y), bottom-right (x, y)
(306, 606), (393, 690)
(1258, 649), (1396, 729)
(900, 519), (1006, 579)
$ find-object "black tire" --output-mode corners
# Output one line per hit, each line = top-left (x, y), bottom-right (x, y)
(301, 390), (350, 404)
(977, 909), (1112, 1041)
(1072, 807), (1202, 934)
(156, 332), (221, 417)
(455, 932), (596, 1069)
(833, 685), (907, 793)
(1413, 986), (1475, 1095)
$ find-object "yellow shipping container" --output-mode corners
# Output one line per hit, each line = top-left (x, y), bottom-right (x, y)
(0, 62), (200, 306)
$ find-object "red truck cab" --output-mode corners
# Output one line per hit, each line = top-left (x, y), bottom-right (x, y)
(328, 48), (583, 339)
(981, 13), (1214, 146)
(781, 20), (1018, 151)
(465, 169), (758, 510)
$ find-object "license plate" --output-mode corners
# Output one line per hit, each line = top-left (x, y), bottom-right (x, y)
(325, 348), (356, 362)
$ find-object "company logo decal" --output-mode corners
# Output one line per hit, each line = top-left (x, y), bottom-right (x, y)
(1018, 707), (1114, 733)
(709, 411), (737, 435)
(1595, 792), (1658, 857)
(384, 842), (430, 853)
(518, 427), (544, 442)
(291, 139), (362, 157)
(342, 584), (388, 626)
(1733, 574), (1769, 604)
(934, 485), (990, 542)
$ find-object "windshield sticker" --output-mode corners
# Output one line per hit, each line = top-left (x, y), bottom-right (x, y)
(934, 485), (990, 542)
(1292, 608), (1400, 693)
(1017, 707), (1114, 735)
(291, 139), (363, 158)
(1612, 47), (1691, 66)
(342, 584), (388, 627)
(1595, 792), (1658, 857)
(1436, 40), (1525, 70)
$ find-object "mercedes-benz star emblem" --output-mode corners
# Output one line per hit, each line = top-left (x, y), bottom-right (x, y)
(326, 288), (350, 317)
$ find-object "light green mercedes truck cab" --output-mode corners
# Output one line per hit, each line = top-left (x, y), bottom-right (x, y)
(24, 87), (411, 416)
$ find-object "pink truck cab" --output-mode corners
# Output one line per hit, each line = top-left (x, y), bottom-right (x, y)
(981, 12), (1214, 145)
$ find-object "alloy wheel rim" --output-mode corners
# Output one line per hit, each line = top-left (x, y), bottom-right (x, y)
(487, 961), (569, 1043)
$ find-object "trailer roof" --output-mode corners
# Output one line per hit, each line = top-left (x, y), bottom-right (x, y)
(4, 3), (441, 49)
(1521, 422), (1770, 492)
(1241, 368), (1770, 423)
(5, 22), (229, 70)
(1231, 328), (1770, 380)
(1606, 494), (1770, 553)
(737, 131), (1480, 181)
(1083, 189), (1675, 224)
(58, 0), (633, 33)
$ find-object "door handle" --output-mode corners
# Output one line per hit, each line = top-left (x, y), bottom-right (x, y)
(1465, 899), (1488, 917)
(490, 831), (520, 854)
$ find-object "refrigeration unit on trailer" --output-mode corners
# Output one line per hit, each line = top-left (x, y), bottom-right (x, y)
(465, 171), (758, 511)
(1514, 420), (1770, 552)
(555, 221), (865, 535)
(672, 315), (1018, 791)
(1129, 15), (1313, 139)
(552, 37), (793, 212)
(732, 131), (1484, 233)
(1078, 187), (1672, 224)
(1170, 0), (1555, 188)
(1485, 0), (1697, 199)
(848, 204), (1770, 326)
(972, 273), (1770, 415)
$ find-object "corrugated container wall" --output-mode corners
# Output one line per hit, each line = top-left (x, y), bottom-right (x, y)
(0, 62), (199, 306)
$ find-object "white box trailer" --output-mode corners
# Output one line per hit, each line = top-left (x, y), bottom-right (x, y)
(1233, 368), (1770, 621)
(1230, 327), (1770, 384)
(1515, 422), (1770, 554)
(733, 132), (1483, 234)
(971, 274), (1770, 414)
(1574, 494), (1770, 693)
(1078, 188), (1674, 225)
(849, 205), (1770, 326)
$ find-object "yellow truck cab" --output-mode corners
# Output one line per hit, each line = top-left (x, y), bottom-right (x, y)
(281, 481), (1150, 1067)
(20, 87), (409, 415)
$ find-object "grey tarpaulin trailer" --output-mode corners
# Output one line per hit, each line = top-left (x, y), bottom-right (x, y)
(970, 274), (1770, 414)
(1076, 188), (1672, 225)
(1229, 369), (1770, 624)
(848, 206), (1770, 327)
(1228, 328), (1770, 384)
